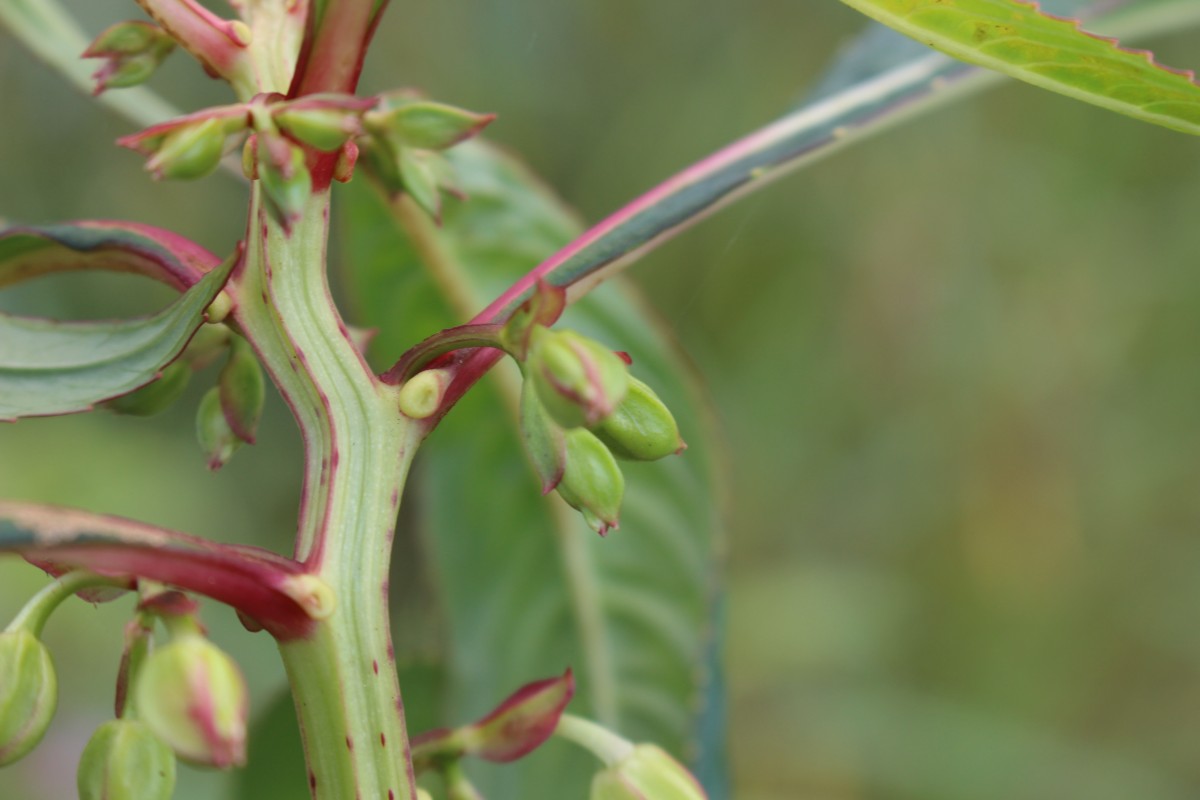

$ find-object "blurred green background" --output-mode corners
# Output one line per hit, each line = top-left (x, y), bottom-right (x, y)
(6, 1), (1200, 798)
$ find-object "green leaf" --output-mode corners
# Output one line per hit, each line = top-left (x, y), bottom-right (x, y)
(0, 221), (220, 292)
(0, 247), (233, 421)
(836, 0), (1200, 135)
(338, 142), (726, 798)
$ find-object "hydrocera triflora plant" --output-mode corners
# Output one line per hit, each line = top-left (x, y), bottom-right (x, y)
(3, 0), (1200, 798)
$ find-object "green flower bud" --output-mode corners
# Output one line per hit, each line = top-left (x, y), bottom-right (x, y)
(275, 108), (358, 151)
(0, 630), (57, 766)
(527, 326), (630, 430)
(591, 377), (684, 461)
(104, 362), (191, 417)
(84, 21), (176, 94)
(146, 117), (227, 181)
(134, 635), (248, 768)
(78, 719), (176, 800)
(218, 338), (264, 444)
(257, 131), (312, 225)
(196, 386), (242, 470)
(368, 99), (495, 151)
(557, 428), (624, 535)
(591, 744), (706, 800)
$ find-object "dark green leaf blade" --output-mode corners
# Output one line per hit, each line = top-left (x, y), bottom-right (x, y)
(0, 253), (232, 420)
(339, 142), (726, 798)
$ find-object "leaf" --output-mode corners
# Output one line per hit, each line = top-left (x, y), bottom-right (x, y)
(0, 501), (315, 638)
(0, 227), (232, 421)
(835, 0), (1200, 135)
(338, 142), (727, 798)
(0, 221), (220, 291)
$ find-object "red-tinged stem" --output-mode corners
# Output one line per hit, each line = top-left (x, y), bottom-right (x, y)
(136, 0), (254, 94)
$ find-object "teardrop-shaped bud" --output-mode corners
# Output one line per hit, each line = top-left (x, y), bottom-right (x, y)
(527, 327), (629, 430)
(84, 20), (176, 94)
(77, 719), (176, 800)
(557, 428), (624, 535)
(272, 94), (373, 152)
(134, 634), (248, 768)
(370, 99), (495, 151)
(196, 386), (242, 470)
(104, 361), (192, 417)
(146, 117), (228, 181)
(519, 382), (566, 494)
(0, 630), (57, 766)
(590, 377), (684, 461)
(590, 744), (707, 800)
(256, 131), (312, 225)
(218, 337), (264, 444)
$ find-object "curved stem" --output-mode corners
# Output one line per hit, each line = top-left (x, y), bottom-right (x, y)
(5, 570), (126, 637)
(231, 186), (421, 800)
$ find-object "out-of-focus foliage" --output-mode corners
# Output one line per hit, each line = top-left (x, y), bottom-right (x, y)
(4, 1), (1200, 799)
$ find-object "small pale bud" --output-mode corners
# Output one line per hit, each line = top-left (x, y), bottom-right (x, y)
(146, 117), (227, 181)
(557, 428), (624, 535)
(134, 635), (248, 768)
(0, 630), (57, 766)
(77, 719), (176, 800)
(527, 327), (630, 430)
(591, 377), (684, 461)
(591, 744), (707, 800)
(398, 369), (450, 419)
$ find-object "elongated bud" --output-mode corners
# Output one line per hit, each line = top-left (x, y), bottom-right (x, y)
(272, 94), (374, 152)
(367, 98), (495, 151)
(84, 20), (176, 94)
(527, 326), (629, 430)
(104, 362), (191, 417)
(196, 386), (241, 470)
(0, 630), (57, 766)
(591, 377), (684, 461)
(218, 338), (264, 444)
(134, 634), (248, 768)
(256, 131), (312, 225)
(591, 744), (707, 800)
(520, 383), (567, 493)
(557, 429), (624, 535)
(146, 117), (227, 181)
(78, 719), (176, 800)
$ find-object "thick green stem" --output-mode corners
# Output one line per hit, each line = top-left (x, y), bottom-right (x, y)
(231, 187), (422, 800)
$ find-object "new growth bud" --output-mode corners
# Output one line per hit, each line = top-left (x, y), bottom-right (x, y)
(0, 629), (57, 766)
(135, 634), (248, 768)
(84, 20), (176, 94)
(557, 429), (624, 535)
(256, 131), (312, 225)
(591, 376), (684, 461)
(526, 326), (629, 430)
(591, 744), (707, 800)
(77, 719), (176, 800)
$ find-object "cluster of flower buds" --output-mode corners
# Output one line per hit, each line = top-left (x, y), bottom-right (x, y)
(501, 286), (684, 535)
(1, 578), (250, 798)
(84, 20), (177, 95)
(554, 714), (707, 800)
(357, 91), (495, 219)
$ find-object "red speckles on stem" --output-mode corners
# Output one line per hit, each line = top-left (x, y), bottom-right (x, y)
(372, 659), (379, 675)
(330, 448), (340, 469)
(390, 489), (399, 508)
(388, 792), (394, 800)
(386, 642), (395, 662)
(380, 732), (386, 747)
(309, 771), (317, 791)
(345, 734), (354, 751)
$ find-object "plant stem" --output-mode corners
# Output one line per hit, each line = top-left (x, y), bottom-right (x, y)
(4, 570), (125, 636)
(231, 186), (422, 799)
